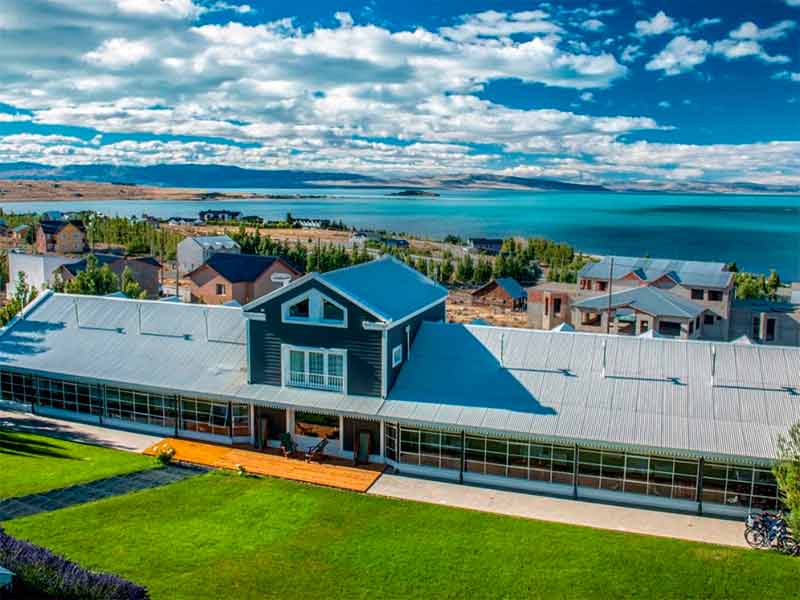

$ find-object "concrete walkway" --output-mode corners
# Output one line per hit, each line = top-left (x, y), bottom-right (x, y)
(370, 474), (747, 548)
(0, 409), (161, 453)
(0, 464), (205, 521)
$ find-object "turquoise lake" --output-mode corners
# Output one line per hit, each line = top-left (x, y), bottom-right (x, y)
(2, 188), (799, 279)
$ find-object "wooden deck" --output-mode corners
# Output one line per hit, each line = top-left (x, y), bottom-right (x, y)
(144, 438), (385, 493)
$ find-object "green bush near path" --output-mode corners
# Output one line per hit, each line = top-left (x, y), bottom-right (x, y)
(6, 471), (800, 600)
(0, 429), (155, 499)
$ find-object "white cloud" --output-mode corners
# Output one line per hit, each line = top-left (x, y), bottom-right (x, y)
(114, 0), (200, 20)
(774, 71), (800, 82)
(712, 39), (789, 64)
(695, 18), (722, 28)
(786, 0), (800, 6)
(439, 10), (559, 42)
(646, 36), (710, 75)
(579, 92), (595, 102)
(657, 100), (671, 108)
(0, 113), (31, 122)
(205, 2), (253, 14)
(620, 44), (643, 63)
(581, 19), (605, 32)
(635, 11), (675, 36)
(83, 38), (154, 69)
(729, 20), (796, 41)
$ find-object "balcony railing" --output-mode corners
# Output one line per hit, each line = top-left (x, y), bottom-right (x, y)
(288, 370), (343, 392)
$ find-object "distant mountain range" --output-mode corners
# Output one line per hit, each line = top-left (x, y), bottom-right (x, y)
(0, 162), (796, 194)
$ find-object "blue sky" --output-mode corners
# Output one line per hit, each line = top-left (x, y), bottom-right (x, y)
(0, 0), (798, 185)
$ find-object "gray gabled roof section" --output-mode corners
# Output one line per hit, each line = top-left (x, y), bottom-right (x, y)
(580, 256), (733, 289)
(190, 235), (240, 250)
(318, 256), (447, 322)
(573, 286), (706, 319)
(383, 322), (800, 462)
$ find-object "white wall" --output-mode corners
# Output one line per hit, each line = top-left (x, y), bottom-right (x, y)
(7, 253), (75, 298)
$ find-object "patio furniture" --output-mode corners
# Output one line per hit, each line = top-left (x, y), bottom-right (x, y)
(279, 432), (298, 458)
(305, 438), (329, 462)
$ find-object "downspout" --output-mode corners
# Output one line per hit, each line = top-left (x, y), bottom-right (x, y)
(572, 443), (579, 500)
(460, 430), (466, 485)
(697, 458), (704, 516)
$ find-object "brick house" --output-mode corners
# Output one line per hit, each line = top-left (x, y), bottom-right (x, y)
(35, 220), (88, 254)
(187, 253), (302, 305)
(470, 277), (527, 311)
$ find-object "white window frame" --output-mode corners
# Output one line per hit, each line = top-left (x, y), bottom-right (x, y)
(215, 283), (227, 296)
(282, 344), (348, 394)
(281, 289), (348, 329)
(392, 344), (403, 368)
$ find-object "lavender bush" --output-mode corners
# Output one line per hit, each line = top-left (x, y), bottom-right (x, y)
(0, 528), (149, 600)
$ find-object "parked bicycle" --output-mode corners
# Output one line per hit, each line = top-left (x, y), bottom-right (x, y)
(745, 511), (798, 555)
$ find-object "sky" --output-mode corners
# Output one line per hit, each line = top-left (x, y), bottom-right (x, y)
(0, 0), (798, 185)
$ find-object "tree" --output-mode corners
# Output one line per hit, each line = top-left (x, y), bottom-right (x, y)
(0, 272), (38, 326)
(767, 270), (781, 297)
(774, 422), (800, 533)
(120, 267), (147, 299)
(473, 257), (492, 284)
(64, 255), (118, 296)
(440, 258), (454, 284)
(455, 254), (474, 284)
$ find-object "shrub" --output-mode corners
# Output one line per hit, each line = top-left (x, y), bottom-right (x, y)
(0, 528), (149, 600)
(153, 443), (176, 465)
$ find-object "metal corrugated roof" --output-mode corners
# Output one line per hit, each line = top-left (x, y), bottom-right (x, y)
(579, 256), (733, 288)
(573, 286), (706, 319)
(318, 255), (448, 322)
(384, 322), (800, 462)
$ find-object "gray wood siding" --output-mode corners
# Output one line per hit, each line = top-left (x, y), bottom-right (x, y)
(385, 302), (446, 394)
(247, 279), (384, 397)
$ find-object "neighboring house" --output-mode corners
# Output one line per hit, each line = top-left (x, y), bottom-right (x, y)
(35, 220), (88, 254)
(382, 238), (409, 249)
(41, 210), (63, 221)
(350, 231), (380, 246)
(528, 256), (736, 341)
(296, 218), (331, 229)
(199, 209), (242, 222)
(729, 297), (800, 347)
(187, 253), (302, 305)
(470, 277), (527, 311)
(176, 235), (241, 274)
(463, 238), (503, 255)
(56, 254), (162, 298)
(1, 259), (798, 519)
(11, 224), (30, 241)
(572, 286), (707, 339)
(5, 252), (76, 297)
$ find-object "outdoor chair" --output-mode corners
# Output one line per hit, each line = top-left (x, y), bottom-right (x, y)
(305, 438), (329, 462)
(279, 432), (298, 458)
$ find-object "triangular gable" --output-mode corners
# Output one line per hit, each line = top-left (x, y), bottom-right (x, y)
(242, 272), (388, 321)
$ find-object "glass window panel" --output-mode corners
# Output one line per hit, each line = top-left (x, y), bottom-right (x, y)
(650, 458), (674, 474)
(602, 465), (625, 479)
(703, 463), (727, 479)
(486, 451), (507, 466)
(674, 461), (698, 476)
(754, 470), (777, 484)
(442, 434), (462, 449)
(729, 466), (753, 482)
(551, 460), (574, 474)
(602, 452), (625, 467)
(530, 444), (552, 460)
(508, 443), (528, 457)
(289, 298), (310, 318)
(579, 450), (601, 465)
(328, 354), (343, 378)
(322, 300), (344, 322)
(486, 440), (507, 455)
(626, 456), (649, 471)
(420, 431), (440, 446)
(401, 429), (420, 443)
(290, 350), (305, 372)
(551, 447), (574, 463)
(466, 437), (486, 452)
(578, 463), (601, 476)
(308, 352), (324, 375)
(753, 484), (777, 498)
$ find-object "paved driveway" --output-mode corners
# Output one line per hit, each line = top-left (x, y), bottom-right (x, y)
(370, 473), (747, 548)
(0, 409), (162, 453)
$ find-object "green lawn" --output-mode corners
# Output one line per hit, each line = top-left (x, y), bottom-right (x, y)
(0, 429), (155, 499)
(6, 471), (800, 600)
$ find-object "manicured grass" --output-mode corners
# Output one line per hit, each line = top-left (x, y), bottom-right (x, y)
(0, 429), (155, 499)
(6, 471), (800, 600)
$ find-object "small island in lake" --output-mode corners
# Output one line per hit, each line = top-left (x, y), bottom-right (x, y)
(387, 189), (441, 197)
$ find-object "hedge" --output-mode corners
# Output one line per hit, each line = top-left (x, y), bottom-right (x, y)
(0, 528), (149, 600)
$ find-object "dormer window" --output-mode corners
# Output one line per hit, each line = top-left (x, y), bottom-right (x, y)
(282, 289), (347, 328)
